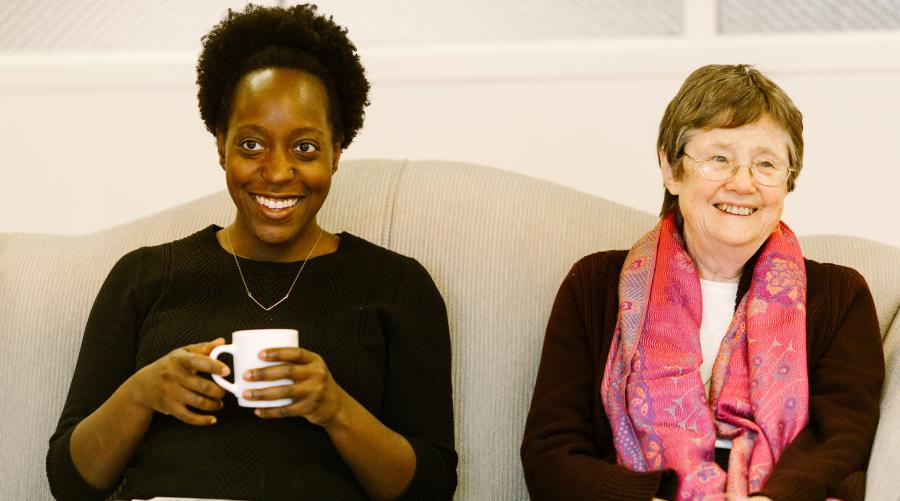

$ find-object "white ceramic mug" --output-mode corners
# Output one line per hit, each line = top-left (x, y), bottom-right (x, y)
(210, 328), (299, 408)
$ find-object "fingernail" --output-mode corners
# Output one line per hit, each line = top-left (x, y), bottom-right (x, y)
(243, 371), (253, 381)
(254, 409), (262, 417)
(259, 350), (268, 359)
(209, 417), (217, 424)
(243, 391), (252, 399)
(220, 366), (231, 377)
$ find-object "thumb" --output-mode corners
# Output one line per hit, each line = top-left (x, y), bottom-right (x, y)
(186, 337), (226, 355)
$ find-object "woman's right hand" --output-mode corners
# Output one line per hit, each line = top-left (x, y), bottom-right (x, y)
(127, 337), (230, 425)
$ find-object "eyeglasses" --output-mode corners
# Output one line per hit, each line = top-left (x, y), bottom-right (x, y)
(682, 152), (794, 187)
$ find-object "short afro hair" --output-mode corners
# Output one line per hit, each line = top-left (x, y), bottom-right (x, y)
(196, 4), (370, 149)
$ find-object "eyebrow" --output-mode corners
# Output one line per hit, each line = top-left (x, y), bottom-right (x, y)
(234, 124), (325, 138)
(704, 142), (785, 158)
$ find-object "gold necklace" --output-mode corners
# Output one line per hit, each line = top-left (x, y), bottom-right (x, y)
(224, 227), (324, 311)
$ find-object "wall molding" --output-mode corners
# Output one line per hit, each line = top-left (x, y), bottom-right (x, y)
(3, 32), (900, 91)
(2, 33), (898, 245)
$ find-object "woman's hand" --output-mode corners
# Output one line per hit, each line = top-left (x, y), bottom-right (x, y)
(244, 346), (418, 500)
(128, 338), (230, 425)
(243, 347), (347, 425)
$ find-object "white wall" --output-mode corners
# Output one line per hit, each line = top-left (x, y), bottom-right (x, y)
(2, 33), (899, 248)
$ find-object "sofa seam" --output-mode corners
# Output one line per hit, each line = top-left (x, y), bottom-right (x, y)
(884, 301), (900, 345)
(380, 159), (409, 248)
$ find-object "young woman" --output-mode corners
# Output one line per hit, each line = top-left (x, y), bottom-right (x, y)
(47, 6), (457, 501)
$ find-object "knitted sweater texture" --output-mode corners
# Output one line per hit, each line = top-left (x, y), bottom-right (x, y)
(47, 226), (457, 501)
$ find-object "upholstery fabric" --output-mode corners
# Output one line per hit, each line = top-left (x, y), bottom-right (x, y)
(0, 159), (897, 500)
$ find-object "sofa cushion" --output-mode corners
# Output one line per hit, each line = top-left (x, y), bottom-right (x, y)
(1, 159), (897, 500)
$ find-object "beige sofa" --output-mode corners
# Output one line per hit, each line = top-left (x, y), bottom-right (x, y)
(1, 159), (898, 500)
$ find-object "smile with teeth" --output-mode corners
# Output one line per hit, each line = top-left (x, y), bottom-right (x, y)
(255, 194), (299, 210)
(715, 203), (756, 216)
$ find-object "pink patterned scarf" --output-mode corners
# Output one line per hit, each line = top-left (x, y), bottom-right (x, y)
(601, 212), (808, 500)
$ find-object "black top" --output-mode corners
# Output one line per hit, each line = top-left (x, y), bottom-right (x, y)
(47, 226), (457, 501)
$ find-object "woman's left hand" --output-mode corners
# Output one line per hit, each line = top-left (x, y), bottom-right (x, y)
(242, 347), (347, 425)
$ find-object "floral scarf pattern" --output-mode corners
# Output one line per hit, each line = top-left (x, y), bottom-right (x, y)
(601, 213), (808, 500)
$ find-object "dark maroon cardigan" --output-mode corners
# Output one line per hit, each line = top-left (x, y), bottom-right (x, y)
(521, 250), (884, 501)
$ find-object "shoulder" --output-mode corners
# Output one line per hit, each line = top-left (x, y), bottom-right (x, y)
(803, 258), (880, 353)
(804, 258), (868, 284)
(548, 250), (628, 323)
(115, 225), (215, 266)
(104, 226), (216, 295)
(572, 249), (629, 272)
(803, 258), (873, 307)
(338, 233), (441, 300)
(337, 233), (428, 279)
(563, 250), (629, 292)
(339, 232), (416, 267)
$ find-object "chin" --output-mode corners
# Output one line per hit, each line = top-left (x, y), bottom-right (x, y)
(716, 229), (770, 249)
(251, 226), (298, 247)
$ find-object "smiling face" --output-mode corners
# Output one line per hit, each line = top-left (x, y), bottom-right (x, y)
(661, 115), (789, 265)
(217, 67), (340, 261)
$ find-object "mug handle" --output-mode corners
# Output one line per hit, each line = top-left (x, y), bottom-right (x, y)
(209, 344), (237, 396)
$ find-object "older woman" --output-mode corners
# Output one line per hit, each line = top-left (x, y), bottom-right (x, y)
(46, 5), (456, 501)
(521, 65), (883, 501)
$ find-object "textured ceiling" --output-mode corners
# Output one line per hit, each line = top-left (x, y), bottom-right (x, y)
(720, 0), (900, 33)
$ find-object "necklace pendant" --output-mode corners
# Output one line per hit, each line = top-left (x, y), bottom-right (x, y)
(226, 227), (324, 312)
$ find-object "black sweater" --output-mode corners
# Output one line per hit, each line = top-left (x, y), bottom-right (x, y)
(47, 226), (457, 501)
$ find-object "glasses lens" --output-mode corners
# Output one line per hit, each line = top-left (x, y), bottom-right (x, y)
(752, 165), (789, 186)
(688, 152), (790, 186)
(694, 160), (732, 181)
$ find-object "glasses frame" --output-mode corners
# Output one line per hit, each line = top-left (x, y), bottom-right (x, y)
(681, 151), (795, 187)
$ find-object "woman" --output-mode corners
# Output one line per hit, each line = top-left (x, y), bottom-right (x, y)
(521, 65), (883, 501)
(46, 5), (456, 501)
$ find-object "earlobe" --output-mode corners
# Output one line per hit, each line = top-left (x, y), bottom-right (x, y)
(658, 149), (680, 196)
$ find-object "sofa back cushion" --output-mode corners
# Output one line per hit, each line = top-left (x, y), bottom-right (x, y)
(0, 159), (897, 500)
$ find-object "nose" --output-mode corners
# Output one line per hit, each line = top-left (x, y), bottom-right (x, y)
(261, 148), (296, 184)
(724, 163), (757, 193)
